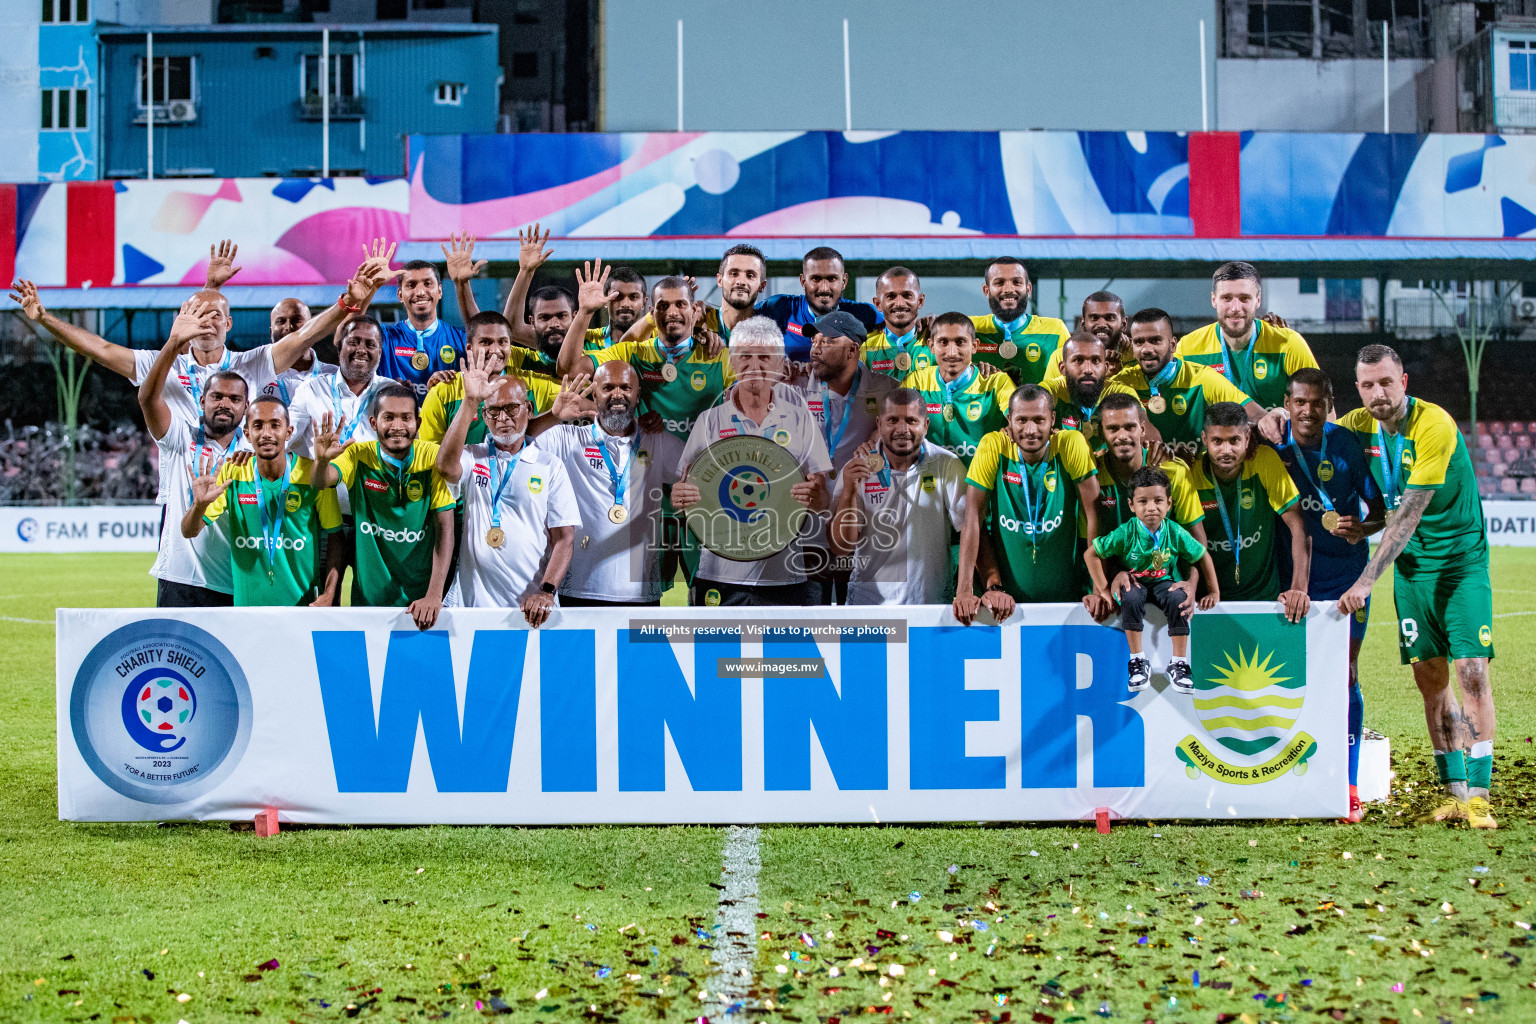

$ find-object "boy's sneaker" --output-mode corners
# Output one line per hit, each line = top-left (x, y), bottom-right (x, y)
(1127, 657), (1151, 693)
(1168, 658), (1194, 695)
(1340, 785), (1364, 824)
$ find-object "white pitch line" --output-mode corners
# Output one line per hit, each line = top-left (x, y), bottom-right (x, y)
(0, 615), (52, 625)
(703, 825), (761, 1018)
(1494, 610), (1536, 619)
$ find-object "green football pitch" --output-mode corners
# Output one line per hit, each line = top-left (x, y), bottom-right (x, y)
(2, 552), (1533, 1023)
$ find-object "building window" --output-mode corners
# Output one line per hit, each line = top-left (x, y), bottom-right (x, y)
(137, 55), (196, 107)
(1298, 278), (1320, 295)
(511, 51), (538, 78)
(434, 81), (463, 105)
(40, 88), (88, 131)
(42, 0), (89, 23)
(1511, 40), (1534, 91)
(301, 52), (361, 99)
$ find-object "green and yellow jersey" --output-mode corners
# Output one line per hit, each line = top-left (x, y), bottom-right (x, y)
(202, 456), (341, 607)
(331, 440), (456, 607)
(1186, 447), (1300, 601)
(860, 328), (935, 379)
(1338, 398), (1487, 579)
(1093, 517), (1207, 586)
(901, 364), (1015, 465)
(1177, 320), (1318, 410)
(967, 428), (1097, 603)
(1110, 357), (1251, 447)
(590, 338), (735, 440)
(1081, 450), (1204, 536)
(970, 313), (1070, 386)
(624, 306), (730, 345)
(417, 371), (561, 446)
(1040, 374), (1140, 446)
(505, 346), (559, 377)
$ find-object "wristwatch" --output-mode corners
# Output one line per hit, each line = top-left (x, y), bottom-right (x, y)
(984, 582), (1007, 594)
(540, 581), (557, 595)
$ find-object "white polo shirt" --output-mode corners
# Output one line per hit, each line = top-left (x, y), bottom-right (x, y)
(798, 365), (896, 474)
(288, 372), (388, 457)
(531, 422), (683, 603)
(259, 359), (337, 407)
(447, 442), (581, 608)
(149, 417), (250, 594)
(677, 383), (832, 587)
(845, 440), (967, 606)
(133, 345), (277, 438)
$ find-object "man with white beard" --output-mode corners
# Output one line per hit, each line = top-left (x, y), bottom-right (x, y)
(530, 361), (683, 606)
(434, 348), (579, 627)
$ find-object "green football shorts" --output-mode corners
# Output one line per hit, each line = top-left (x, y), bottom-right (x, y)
(1392, 566), (1495, 665)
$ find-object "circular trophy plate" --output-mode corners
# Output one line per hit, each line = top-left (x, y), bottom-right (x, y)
(683, 434), (809, 562)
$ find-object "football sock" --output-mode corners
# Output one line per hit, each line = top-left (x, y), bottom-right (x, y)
(1467, 740), (1493, 793)
(1347, 680), (1364, 788)
(1434, 749), (1467, 786)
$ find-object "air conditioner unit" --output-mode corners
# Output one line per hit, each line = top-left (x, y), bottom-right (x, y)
(1514, 298), (1536, 321)
(159, 101), (197, 124)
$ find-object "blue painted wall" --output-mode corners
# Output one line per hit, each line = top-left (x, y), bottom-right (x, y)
(98, 24), (499, 179)
(39, 15), (99, 180)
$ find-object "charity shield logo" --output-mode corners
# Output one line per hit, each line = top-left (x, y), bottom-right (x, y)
(720, 466), (771, 523)
(1174, 613), (1315, 785)
(71, 620), (252, 804)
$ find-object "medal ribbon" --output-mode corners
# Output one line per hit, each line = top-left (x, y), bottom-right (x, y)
(592, 423), (633, 513)
(257, 453), (295, 575)
(939, 364), (977, 407)
(1016, 455), (1046, 551)
(1286, 422), (1335, 516)
(995, 314), (1026, 341)
(1139, 518), (1167, 575)
(330, 374), (376, 443)
(486, 444), (523, 530)
(1146, 356), (1180, 400)
(377, 443), (415, 502)
(658, 335), (694, 366)
(1374, 398), (1414, 512)
(1218, 320), (1260, 395)
(885, 327), (917, 366)
(181, 350), (234, 408)
(1208, 458), (1245, 580)
(817, 366), (859, 460)
(411, 319), (440, 366)
(188, 420), (243, 503)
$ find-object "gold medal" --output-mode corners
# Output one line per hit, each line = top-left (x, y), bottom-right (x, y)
(1151, 550), (1166, 571)
(1147, 395), (1167, 414)
(998, 340), (1018, 360)
(608, 505), (627, 524)
(895, 352), (912, 372)
(828, 467), (837, 480)
(865, 451), (886, 473)
(485, 526), (505, 548)
(1321, 509), (1341, 532)
(661, 362), (678, 382)
(411, 352), (430, 371)
(942, 403), (956, 422)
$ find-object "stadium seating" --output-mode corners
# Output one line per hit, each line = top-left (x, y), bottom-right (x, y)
(1470, 420), (1536, 498)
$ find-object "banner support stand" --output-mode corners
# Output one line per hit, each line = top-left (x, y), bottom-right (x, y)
(254, 808), (281, 838)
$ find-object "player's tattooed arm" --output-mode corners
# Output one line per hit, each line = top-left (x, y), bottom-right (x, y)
(1336, 487), (1433, 614)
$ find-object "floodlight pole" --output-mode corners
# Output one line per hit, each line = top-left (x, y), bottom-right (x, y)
(322, 28), (330, 178)
(146, 31), (154, 179)
(1383, 21), (1390, 133)
(676, 19), (684, 131)
(843, 18), (852, 131)
(1198, 19), (1209, 131)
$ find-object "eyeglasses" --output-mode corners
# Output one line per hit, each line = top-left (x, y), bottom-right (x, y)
(482, 403), (525, 421)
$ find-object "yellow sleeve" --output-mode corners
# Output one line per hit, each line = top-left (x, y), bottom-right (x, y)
(1101, 378), (1139, 399)
(1040, 375), (1068, 404)
(969, 314), (994, 334)
(316, 485), (342, 530)
(1198, 367), (1252, 406)
(965, 431), (1006, 490)
(528, 376), (560, 415)
(201, 463), (239, 524)
(417, 385), (450, 444)
(721, 355), (736, 387)
(1165, 461), (1204, 524)
(587, 341), (636, 371)
(1281, 330), (1319, 376)
(1254, 446), (1300, 513)
(988, 372), (1016, 406)
(331, 444), (362, 490)
(1042, 344), (1063, 380)
(428, 470), (455, 511)
(1406, 405), (1458, 489)
(1057, 429), (1096, 482)
(899, 369), (923, 389)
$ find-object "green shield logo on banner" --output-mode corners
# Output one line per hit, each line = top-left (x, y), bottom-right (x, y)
(1175, 614), (1316, 784)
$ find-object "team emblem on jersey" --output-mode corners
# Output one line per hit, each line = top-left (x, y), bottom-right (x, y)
(1172, 395), (1188, 416)
(439, 345), (457, 365)
(528, 475), (544, 493)
(285, 492), (302, 513)
(1317, 459), (1335, 482)
(773, 428), (790, 446)
(1043, 469), (1058, 492)
(1025, 342), (1042, 363)
(406, 480), (424, 503)
(1480, 624), (1492, 647)
(638, 450), (650, 464)
(865, 397), (878, 414)
(705, 589), (721, 606)
(1401, 449), (1415, 469)
(691, 370), (707, 392)
(1239, 489), (1254, 510)
(965, 403), (981, 422)
(1254, 360), (1269, 380)
(921, 474), (936, 492)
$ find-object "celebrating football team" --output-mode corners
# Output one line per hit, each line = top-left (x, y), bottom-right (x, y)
(7, 238), (1499, 829)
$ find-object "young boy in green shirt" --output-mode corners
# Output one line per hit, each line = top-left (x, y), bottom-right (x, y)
(1086, 466), (1219, 694)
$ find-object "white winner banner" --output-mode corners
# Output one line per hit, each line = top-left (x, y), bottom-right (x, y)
(1483, 500), (1536, 546)
(57, 604), (1348, 824)
(1, 505), (160, 553)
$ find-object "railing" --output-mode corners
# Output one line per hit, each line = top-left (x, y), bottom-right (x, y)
(298, 96), (366, 121)
(1386, 298), (1517, 332)
(1495, 95), (1536, 130)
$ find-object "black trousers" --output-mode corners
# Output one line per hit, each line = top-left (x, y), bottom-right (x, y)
(1119, 578), (1190, 637)
(156, 579), (234, 608)
(560, 596), (662, 608)
(690, 579), (815, 607)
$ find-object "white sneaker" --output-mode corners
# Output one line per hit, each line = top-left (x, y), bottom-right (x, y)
(1168, 659), (1194, 695)
(1127, 656), (1151, 693)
